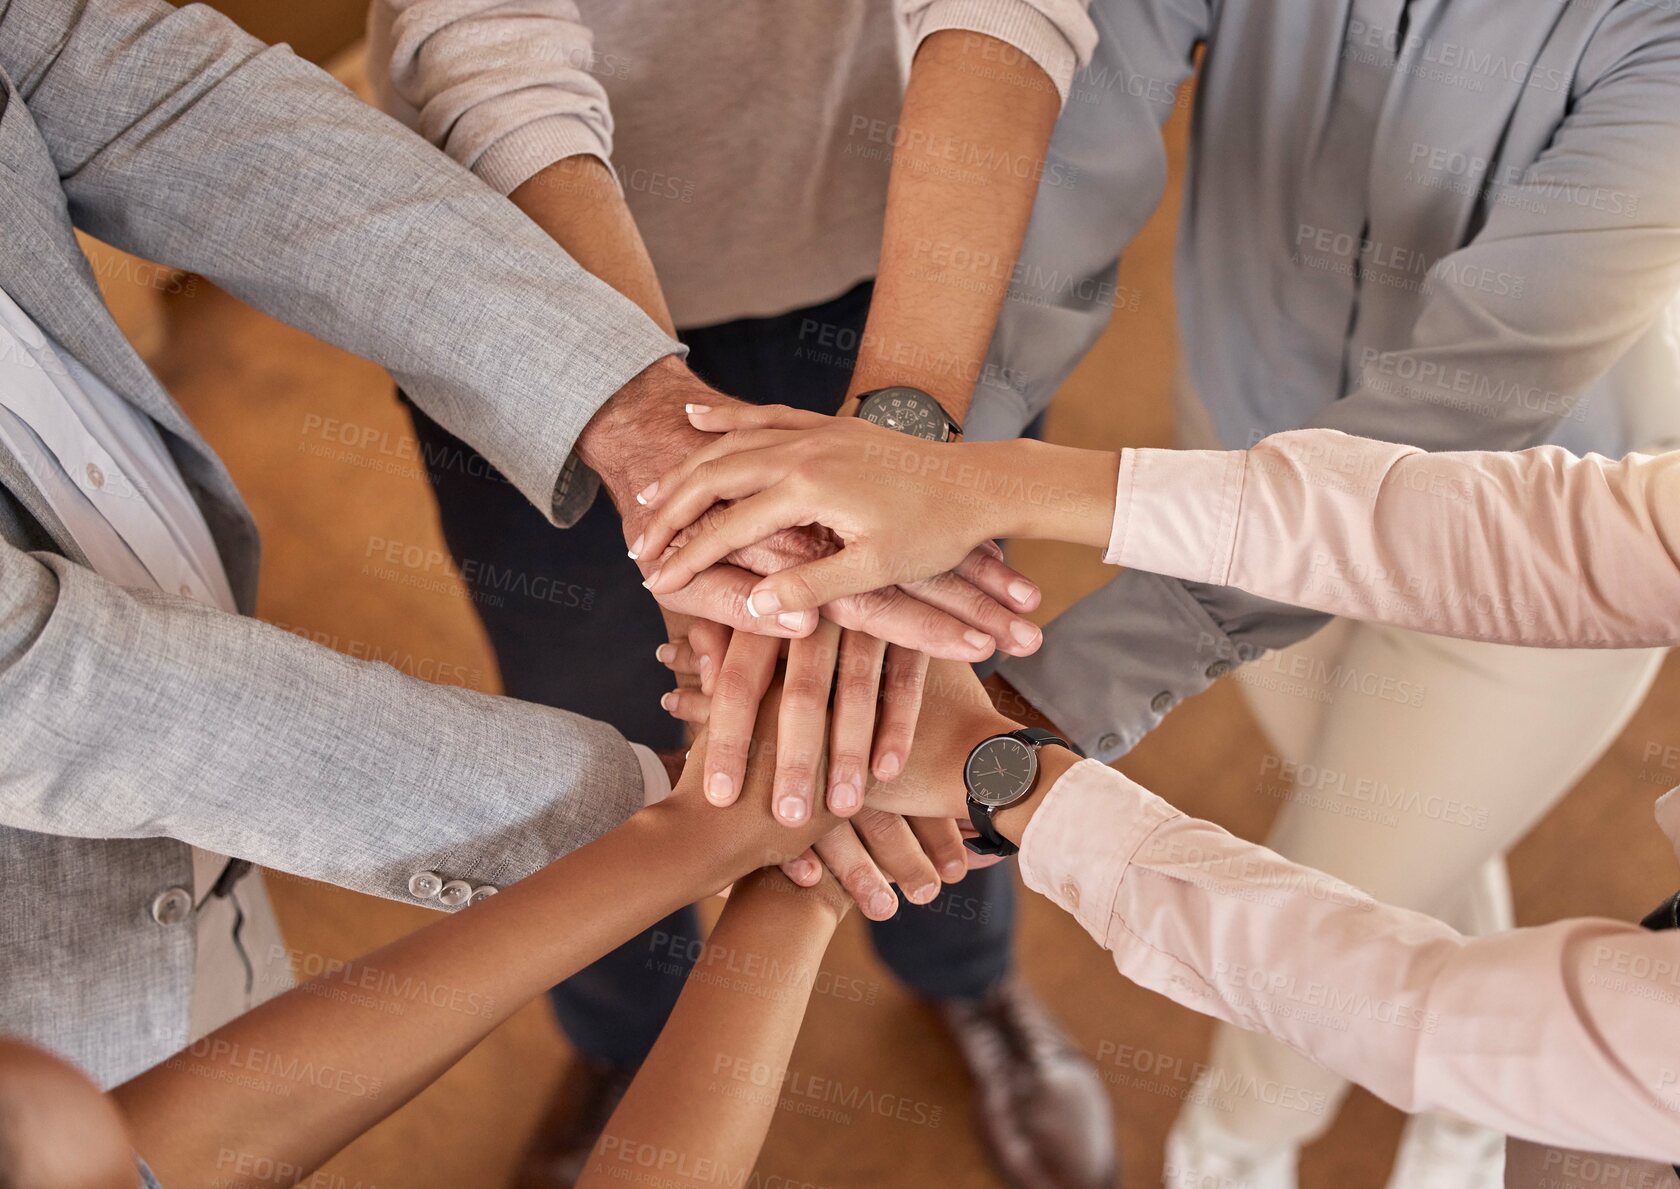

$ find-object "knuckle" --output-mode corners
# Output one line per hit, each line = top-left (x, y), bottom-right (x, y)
(712, 666), (761, 706)
(781, 673), (830, 705)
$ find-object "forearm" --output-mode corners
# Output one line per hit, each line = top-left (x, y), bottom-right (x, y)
(847, 30), (1061, 420)
(511, 156), (676, 337)
(579, 872), (843, 1188)
(115, 800), (769, 1185)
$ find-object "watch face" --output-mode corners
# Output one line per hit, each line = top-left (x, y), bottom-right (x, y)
(858, 387), (951, 441)
(965, 735), (1037, 808)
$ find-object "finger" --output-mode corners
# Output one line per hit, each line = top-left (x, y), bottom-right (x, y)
(954, 545), (1041, 614)
(686, 618), (731, 695)
(633, 427), (803, 510)
(827, 631), (886, 817)
(643, 489), (816, 600)
(642, 561), (817, 639)
(813, 823), (900, 922)
(779, 847), (823, 887)
(655, 640), (700, 678)
(820, 584), (995, 662)
(742, 547), (909, 619)
(685, 402), (831, 435)
(658, 686), (711, 726)
(901, 567), (1041, 657)
(979, 538), (1005, 559)
(773, 619), (842, 826)
(702, 631), (780, 808)
(910, 816), (970, 885)
(851, 808), (942, 907)
(634, 445), (801, 561)
(872, 645), (928, 782)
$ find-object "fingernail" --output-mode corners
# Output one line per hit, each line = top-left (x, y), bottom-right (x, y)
(868, 890), (898, 919)
(1007, 579), (1036, 605)
(705, 772), (733, 804)
(641, 568), (661, 590)
(655, 643), (675, 664)
(685, 403), (712, 416)
(1009, 620), (1041, 649)
(963, 629), (993, 653)
(634, 482), (658, 506)
(908, 882), (940, 905)
(777, 795), (808, 824)
(776, 611), (809, 632)
(659, 691), (676, 711)
(876, 751), (902, 779)
(698, 654), (713, 691)
(747, 589), (782, 617)
(792, 859), (820, 884)
(830, 781), (860, 812)
(941, 859), (966, 882)
(627, 534), (644, 560)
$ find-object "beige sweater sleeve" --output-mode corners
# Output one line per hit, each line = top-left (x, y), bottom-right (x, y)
(366, 0), (613, 195)
(899, 0), (1099, 103)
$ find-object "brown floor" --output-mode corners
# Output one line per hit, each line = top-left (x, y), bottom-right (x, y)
(134, 89), (1680, 1189)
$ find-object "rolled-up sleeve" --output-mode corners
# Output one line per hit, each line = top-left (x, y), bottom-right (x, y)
(369, 0), (613, 195)
(899, 0), (1099, 103)
(1020, 760), (1680, 1164)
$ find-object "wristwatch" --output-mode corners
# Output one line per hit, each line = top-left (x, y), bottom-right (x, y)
(852, 385), (961, 442)
(962, 727), (1069, 857)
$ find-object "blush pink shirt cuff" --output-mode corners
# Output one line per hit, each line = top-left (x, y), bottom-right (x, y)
(1020, 761), (1680, 1163)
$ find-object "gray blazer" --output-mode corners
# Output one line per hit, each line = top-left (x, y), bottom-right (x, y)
(0, 0), (679, 1086)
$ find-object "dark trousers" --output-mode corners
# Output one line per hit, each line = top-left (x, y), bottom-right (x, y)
(403, 281), (1016, 1065)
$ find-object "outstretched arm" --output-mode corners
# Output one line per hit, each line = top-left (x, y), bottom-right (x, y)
(579, 870), (849, 1188)
(113, 717), (829, 1187)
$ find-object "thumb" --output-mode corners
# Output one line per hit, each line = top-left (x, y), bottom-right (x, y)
(746, 550), (887, 617)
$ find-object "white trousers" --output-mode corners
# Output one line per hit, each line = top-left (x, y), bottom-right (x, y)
(1188, 616), (1664, 1149)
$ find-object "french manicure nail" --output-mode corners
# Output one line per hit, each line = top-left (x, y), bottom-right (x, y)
(876, 751), (902, 779)
(776, 611), (808, 632)
(685, 403), (712, 416)
(777, 795), (808, 824)
(963, 629), (993, 653)
(868, 890), (897, 919)
(659, 691), (676, 711)
(1010, 619), (1041, 648)
(747, 589), (783, 617)
(634, 482), (658, 506)
(830, 781), (860, 812)
(1007, 579), (1036, 605)
(705, 772), (733, 804)
(656, 643), (676, 664)
(628, 535), (643, 559)
(641, 568), (661, 590)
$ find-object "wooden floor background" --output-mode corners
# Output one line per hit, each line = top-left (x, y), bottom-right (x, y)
(122, 74), (1680, 1189)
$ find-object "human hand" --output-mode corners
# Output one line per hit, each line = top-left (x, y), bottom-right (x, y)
(635, 404), (1114, 619)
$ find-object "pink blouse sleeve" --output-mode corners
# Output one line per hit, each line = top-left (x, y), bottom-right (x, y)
(1104, 429), (1680, 647)
(1018, 760), (1680, 1164)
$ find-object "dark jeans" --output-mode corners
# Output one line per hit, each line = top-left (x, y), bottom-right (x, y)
(403, 281), (1015, 1065)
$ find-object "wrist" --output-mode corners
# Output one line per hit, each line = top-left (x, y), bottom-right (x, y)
(983, 441), (1119, 547)
(576, 356), (728, 511)
(992, 745), (1079, 846)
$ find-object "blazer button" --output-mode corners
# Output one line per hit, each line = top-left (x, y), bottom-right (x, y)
(149, 886), (193, 926)
(468, 885), (499, 906)
(1150, 690), (1174, 715)
(1097, 732), (1121, 754)
(438, 879), (474, 909)
(407, 871), (443, 900)
(1060, 878), (1081, 908)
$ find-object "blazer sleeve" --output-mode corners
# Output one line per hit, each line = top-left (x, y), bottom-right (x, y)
(0, 0), (678, 527)
(0, 541), (648, 904)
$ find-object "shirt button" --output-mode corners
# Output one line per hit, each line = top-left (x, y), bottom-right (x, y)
(1097, 732), (1121, 754)
(1150, 691), (1175, 715)
(1060, 878), (1081, 908)
(178, 582), (194, 598)
(1205, 660), (1233, 679)
(149, 886), (193, 926)
(468, 885), (499, 906)
(438, 879), (474, 909)
(407, 870), (443, 900)
(85, 462), (105, 489)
